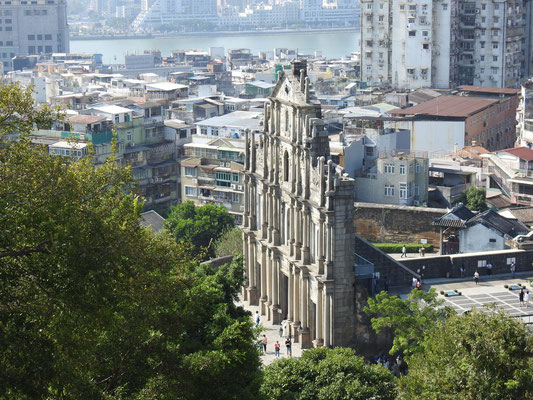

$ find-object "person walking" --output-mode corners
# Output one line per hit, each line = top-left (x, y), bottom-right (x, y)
(460, 265), (465, 278)
(255, 311), (260, 328)
(285, 336), (292, 357)
(486, 262), (492, 276)
(401, 245), (407, 258)
(511, 262), (516, 278)
(274, 341), (281, 358)
(526, 291), (531, 308)
(473, 270), (479, 285)
(412, 276), (417, 289)
(416, 280), (423, 290)
(519, 288), (525, 307)
(262, 335), (268, 353)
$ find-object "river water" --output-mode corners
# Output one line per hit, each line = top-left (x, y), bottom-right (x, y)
(70, 30), (360, 65)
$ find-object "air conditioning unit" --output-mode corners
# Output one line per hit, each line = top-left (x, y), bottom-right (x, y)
(220, 161), (225, 167)
(237, 185), (243, 190)
(490, 75), (496, 80)
(130, 142), (135, 148)
(475, 73), (480, 78)
(475, 8), (480, 13)
(226, 162), (231, 167)
(192, 178), (198, 184)
(231, 184), (237, 190)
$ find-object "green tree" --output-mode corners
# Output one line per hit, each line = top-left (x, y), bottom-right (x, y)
(455, 186), (488, 212)
(166, 201), (234, 260)
(397, 309), (533, 400)
(260, 347), (396, 400)
(364, 289), (454, 357)
(215, 227), (244, 257)
(0, 83), (260, 399)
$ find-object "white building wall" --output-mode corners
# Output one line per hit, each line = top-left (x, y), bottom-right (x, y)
(392, 0), (433, 89)
(432, 2), (454, 88)
(388, 120), (465, 154)
(459, 224), (505, 253)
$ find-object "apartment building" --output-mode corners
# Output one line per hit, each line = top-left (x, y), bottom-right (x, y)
(354, 150), (429, 206)
(0, 0), (69, 71)
(181, 136), (245, 224)
(517, 79), (533, 147)
(361, 0), (527, 89)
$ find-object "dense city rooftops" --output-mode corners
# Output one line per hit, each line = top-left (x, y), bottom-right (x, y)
(390, 96), (499, 118)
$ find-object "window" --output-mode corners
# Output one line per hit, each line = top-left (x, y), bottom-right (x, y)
(494, 4), (499, 10)
(493, 56), (498, 62)
(5, 27), (11, 31)
(45, 46), (52, 53)
(384, 185), (395, 196)
(423, 43), (429, 50)
(216, 171), (232, 187)
(409, 164), (414, 174)
(408, 30), (416, 37)
(493, 43), (498, 49)
(5, 18), (11, 23)
(482, 3), (486, 10)
(28, 46), (35, 54)
(200, 128), (207, 135)
(185, 186), (197, 197)
(384, 164), (395, 174)
(400, 164), (406, 175)
(184, 167), (197, 177)
(6, 41), (13, 46)
(365, 146), (374, 156)
(493, 16), (499, 23)
(416, 162), (421, 173)
(232, 173), (239, 182)
(489, 238), (497, 243)
(127, 132), (132, 141)
(407, 68), (415, 74)
(400, 183), (408, 199)
(415, 184), (420, 196)
(422, 30), (429, 37)
(232, 193), (240, 203)
(28, 34), (35, 40)
(378, 15), (384, 21)
(409, 4), (417, 10)
(114, 116), (120, 123)
(44, 34), (52, 40)
(481, 16), (486, 23)
(480, 41), (485, 48)
(408, 17), (415, 23)
(443, 3), (448, 10)
(399, 4), (405, 10)
(284, 151), (289, 181)
(481, 55), (485, 61)
(492, 68), (498, 75)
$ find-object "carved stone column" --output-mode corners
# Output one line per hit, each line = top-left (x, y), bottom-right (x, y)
(247, 239), (258, 305)
(313, 283), (324, 348)
(299, 268), (312, 348)
(302, 207), (310, 265)
(271, 256), (282, 324)
(291, 265), (300, 342)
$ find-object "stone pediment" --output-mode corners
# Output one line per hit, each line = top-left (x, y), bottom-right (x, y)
(270, 72), (310, 106)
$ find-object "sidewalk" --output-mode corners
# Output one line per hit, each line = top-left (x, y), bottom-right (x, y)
(237, 297), (303, 365)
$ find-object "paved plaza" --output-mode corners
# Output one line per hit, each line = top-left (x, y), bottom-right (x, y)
(238, 297), (303, 365)
(395, 272), (533, 325)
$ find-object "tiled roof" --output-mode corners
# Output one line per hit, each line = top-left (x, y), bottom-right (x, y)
(457, 85), (520, 95)
(499, 147), (533, 162)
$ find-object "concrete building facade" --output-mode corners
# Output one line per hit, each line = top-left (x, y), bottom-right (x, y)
(242, 61), (357, 348)
(361, 0), (528, 89)
(0, 0), (69, 71)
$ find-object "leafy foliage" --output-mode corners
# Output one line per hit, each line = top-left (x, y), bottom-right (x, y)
(454, 186), (488, 212)
(260, 347), (396, 400)
(0, 84), (261, 399)
(364, 289), (454, 357)
(215, 227), (244, 257)
(166, 201), (234, 260)
(397, 309), (533, 400)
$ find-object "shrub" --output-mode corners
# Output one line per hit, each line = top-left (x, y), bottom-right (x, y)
(372, 243), (434, 254)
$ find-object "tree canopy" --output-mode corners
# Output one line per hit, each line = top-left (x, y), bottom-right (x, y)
(364, 289), (454, 357)
(260, 347), (396, 400)
(0, 83), (261, 399)
(455, 186), (488, 212)
(397, 309), (533, 400)
(166, 201), (234, 260)
(215, 227), (244, 258)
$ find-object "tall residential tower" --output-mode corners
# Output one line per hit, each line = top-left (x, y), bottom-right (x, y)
(0, 0), (69, 71)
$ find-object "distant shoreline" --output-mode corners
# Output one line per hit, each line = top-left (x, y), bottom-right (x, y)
(70, 27), (360, 41)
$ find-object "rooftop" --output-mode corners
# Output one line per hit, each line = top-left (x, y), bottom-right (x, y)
(90, 104), (132, 115)
(390, 95), (498, 118)
(145, 82), (188, 91)
(195, 111), (263, 131)
(497, 147), (533, 162)
(457, 85), (520, 96)
(68, 114), (107, 124)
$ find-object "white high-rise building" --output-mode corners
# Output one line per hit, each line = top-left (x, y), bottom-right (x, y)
(0, 0), (69, 71)
(361, 0), (528, 89)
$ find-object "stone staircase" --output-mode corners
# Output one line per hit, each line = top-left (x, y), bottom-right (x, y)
(354, 234), (419, 287)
